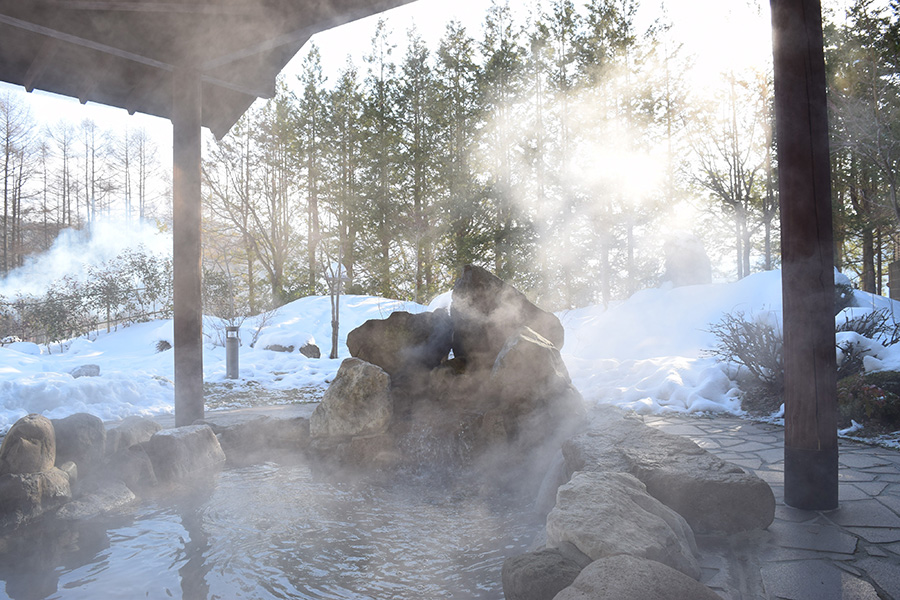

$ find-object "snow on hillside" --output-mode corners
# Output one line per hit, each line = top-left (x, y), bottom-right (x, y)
(2, 269), (900, 434)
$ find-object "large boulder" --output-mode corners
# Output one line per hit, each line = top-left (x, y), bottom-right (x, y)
(310, 358), (393, 438)
(502, 547), (587, 600)
(490, 327), (586, 442)
(106, 416), (162, 455)
(55, 479), (135, 521)
(451, 265), (564, 370)
(0, 467), (71, 529)
(553, 555), (722, 600)
(0, 414), (56, 475)
(51, 413), (106, 475)
(347, 310), (452, 378)
(546, 471), (700, 579)
(214, 416), (310, 466)
(562, 407), (775, 534)
(145, 425), (226, 482)
(104, 444), (158, 492)
(662, 235), (712, 287)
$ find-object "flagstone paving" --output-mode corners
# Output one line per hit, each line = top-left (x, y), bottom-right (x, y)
(643, 414), (900, 600)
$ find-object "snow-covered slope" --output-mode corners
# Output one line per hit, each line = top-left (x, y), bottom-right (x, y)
(3, 270), (899, 433)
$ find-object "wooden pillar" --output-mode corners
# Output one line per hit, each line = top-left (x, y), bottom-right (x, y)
(172, 68), (204, 427)
(771, 0), (838, 510)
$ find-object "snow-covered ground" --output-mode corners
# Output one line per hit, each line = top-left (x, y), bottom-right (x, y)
(2, 269), (900, 439)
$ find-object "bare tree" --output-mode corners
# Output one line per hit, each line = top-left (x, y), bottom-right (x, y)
(1, 92), (35, 274)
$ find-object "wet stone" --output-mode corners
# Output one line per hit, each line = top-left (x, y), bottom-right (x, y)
(775, 505), (821, 523)
(855, 557), (900, 599)
(755, 448), (785, 464)
(827, 500), (900, 528)
(852, 481), (889, 497)
(838, 470), (878, 482)
(846, 527), (900, 544)
(839, 454), (895, 469)
(760, 560), (880, 600)
(840, 485), (873, 502)
(767, 520), (858, 555)
(875, 493), (900, 515)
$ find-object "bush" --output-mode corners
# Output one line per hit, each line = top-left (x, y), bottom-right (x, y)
(837, 372), (900, 429)
(705, 311), (784, 392)
(708, 306), (900, 393)
(835, 281), (855, 315)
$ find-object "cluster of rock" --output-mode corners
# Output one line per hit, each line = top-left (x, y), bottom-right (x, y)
(308, 265), (587, 484)
(503, 405), (776, 600)
(0, 412), (226, 530)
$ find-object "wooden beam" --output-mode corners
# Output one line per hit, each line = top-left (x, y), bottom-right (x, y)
(770, 0), (838, 510)
(36, 1), (258, 14)
(172, 66), (204, 427)
(0, 13), (172, 71)
(23, 37), (59, 92)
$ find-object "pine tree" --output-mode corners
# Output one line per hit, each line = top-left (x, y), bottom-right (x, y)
(479, 0), (528, 282)
(297, 45), (328, 295)
(397, 28), (441, 302)
(361, 19), (401, 297)
(434, 21), (489, 275)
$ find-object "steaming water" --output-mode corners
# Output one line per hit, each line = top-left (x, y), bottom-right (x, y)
(0, 462), (542, 599)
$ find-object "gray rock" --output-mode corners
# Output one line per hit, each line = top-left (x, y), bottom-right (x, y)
(347, 310), (452, 377)
(106, 416), (162, 455)
(58, 461), (78, 486)
(214, 415), (310, 466)
(310, 358), (392, 438)
(264, 344), (294, 352)
(0, 414), (56, 475)
(490, 327), (587, 443)
(145, 425), (226, 482)
(534, 451), (568, 518)
(546, 471), (700, 579)
(451, 265), (564, 370)
(56, 479), (135, 520)
(562, 407), (775, 534)
(51, 413), (106, 475)
(552, 555), (722, 600)
(299, 342), (321, 359)
(0, 467), (71, 529)
(502, 549), (584, 600)
(70, 364), (100, 378)
(662, 235), (712, 288)
(105, 444), (157, 491)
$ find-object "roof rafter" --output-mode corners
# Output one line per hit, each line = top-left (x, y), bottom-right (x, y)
(34, 1), (258, 15)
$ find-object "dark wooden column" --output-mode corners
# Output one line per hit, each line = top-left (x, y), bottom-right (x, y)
(172, 67), (204, 427)
(771, 0), (838, 510)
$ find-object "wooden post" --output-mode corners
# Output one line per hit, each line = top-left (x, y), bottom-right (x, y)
(172, 68), (204, 427)
(771, 0), (838, 510)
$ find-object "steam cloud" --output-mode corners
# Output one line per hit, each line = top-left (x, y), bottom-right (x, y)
(0, 219), (172, 298)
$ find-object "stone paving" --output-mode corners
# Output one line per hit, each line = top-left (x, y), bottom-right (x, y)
(642, 413), (900, 600)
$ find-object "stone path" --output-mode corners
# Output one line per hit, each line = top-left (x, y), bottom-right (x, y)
(643, 413), (900, 600)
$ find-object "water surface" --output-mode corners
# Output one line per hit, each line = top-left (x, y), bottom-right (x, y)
(0, 462), (542, 599)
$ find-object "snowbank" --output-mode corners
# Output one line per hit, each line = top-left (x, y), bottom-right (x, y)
(3, 269), (900, 434)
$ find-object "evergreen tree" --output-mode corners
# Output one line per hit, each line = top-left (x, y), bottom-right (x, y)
(297, 45), (327, 295)
(397, 28), (441, 302)
(479, 0), (528, 282)
(360, 19), (402, 297)
(434, 21), (490, 275)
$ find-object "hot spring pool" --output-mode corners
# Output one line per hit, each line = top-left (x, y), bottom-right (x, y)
(0, 461), (543, 599)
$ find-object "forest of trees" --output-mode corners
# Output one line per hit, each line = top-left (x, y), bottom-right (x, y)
(0, 96), (166, 274)
(2, 0), (900, 314)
